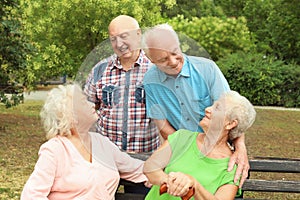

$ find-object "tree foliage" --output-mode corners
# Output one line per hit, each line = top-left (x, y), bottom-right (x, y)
(266, 0), (300, 63)
(0, 0), (32, 107)
(0, 0), (30, 85)
(218, 51), (300, 107)
(162, 0), (225, 19)
(215, 0), (300, 64)
(19, 0), (175, 87)
(214, 0), (246, 17)
(168, 15), (254, 60)
(2, 0), (299, 107)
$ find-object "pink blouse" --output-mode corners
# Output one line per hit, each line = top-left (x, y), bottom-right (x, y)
(21, 132), (147, 200)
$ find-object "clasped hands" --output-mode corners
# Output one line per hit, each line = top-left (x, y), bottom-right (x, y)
(160, 172), (195, 200)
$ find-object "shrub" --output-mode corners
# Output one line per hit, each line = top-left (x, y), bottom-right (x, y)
(217, 51), (300, 107)
(278, 62), (300, 107)
(168, 15), (254, 61)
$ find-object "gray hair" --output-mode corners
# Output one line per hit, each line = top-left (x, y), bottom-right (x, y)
(222, 91), (256, 140)
(40, 85), (76, 140)
(141, 23), (180, 53)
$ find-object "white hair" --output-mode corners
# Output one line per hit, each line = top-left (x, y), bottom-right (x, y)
(221, 91), (256, 140)
(141, 23), (180, 52)
(40, 85), (75, 140)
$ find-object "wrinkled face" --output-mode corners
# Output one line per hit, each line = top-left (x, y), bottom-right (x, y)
(147, 48), (184, 76)
(109, 29), (141, 59)
(199, 97), (229, 133)
(73, 86), (98, 127)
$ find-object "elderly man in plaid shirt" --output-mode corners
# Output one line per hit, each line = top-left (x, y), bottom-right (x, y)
(84, 15), (160, 153)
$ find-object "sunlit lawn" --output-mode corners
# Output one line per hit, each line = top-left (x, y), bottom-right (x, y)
(0, 100), (299, 199)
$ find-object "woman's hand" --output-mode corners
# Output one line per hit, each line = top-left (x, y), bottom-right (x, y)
(165, 172), (195, 197)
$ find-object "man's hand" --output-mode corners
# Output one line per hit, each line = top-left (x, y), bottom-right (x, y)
(228, 141), (249, 188)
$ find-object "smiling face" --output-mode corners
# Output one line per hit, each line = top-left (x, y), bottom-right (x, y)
(108, 15), (141, 60)
(72, 85), (98, 131)
(147, 48), (184, 76)
(199, 98), (229, 133)
(143, 25), (184, 76)
(109, 29), (141, 59)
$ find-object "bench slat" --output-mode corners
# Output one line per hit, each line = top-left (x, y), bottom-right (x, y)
(242, 179), (300, 193)
(249, 159), (300, 173)
(128, 153), (150, 161)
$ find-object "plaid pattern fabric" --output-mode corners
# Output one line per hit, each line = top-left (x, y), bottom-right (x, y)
(84, 51), (160, 152)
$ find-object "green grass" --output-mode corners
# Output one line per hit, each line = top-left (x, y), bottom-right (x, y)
(0, 100), (45, 200)
(0, 101), (299, 199)
(244, 109), (300, 199)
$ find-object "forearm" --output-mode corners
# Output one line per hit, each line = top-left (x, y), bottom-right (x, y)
(193, 182), (237, 200)
(193, 181), (217, 200)
(228, 133), (250, 188)
(143, 141), (171, 174)
(232, 134), (246, 150)
(144, 170), (168, 186)
(154, 119), (176, 140)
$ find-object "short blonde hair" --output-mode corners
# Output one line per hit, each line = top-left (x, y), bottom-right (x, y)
(222, 91), (256, 140)
(40, 85), (75, 140)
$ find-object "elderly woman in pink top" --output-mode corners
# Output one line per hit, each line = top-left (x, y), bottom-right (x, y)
(21, 84), (149, 200)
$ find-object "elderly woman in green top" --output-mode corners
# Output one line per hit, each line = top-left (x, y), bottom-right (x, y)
(143, 90), (256, 200)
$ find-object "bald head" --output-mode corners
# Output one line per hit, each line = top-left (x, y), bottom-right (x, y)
(108, 15), (140, 36)
(108, 15), (142, 63)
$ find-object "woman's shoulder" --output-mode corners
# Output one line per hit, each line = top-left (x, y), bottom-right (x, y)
(39, 136), (67, 154)
(168, 130), (198, 153)
(89, 132), (120, 152)
(169, 129), (198, 141)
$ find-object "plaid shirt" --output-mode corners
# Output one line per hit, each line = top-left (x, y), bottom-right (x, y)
(84, 51), (159, 152)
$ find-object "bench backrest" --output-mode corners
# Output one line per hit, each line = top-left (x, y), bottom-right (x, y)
(242, 157), (300, 193)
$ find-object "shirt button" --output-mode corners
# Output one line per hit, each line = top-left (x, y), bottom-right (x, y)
(180, 102), (184, 106)
(186, 118), (190, 121)
(175, 85), (179, 89)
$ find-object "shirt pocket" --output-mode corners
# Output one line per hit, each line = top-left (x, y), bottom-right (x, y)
(193, 95), (212, 118)
(135, 84), (146, 104)
(102, 84), (120, 107)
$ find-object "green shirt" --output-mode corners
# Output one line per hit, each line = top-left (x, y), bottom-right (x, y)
(145, 130), (241, 199)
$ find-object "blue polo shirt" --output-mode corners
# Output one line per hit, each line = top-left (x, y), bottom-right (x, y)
(143, 55), (230, 132)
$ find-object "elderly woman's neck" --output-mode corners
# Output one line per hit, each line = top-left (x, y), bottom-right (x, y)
(198, 131), (231, 157)
(201, 129), (229, 145)
(68, 128), (92, 162)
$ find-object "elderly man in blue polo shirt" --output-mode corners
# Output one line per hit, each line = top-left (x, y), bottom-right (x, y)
(142, 24), (249, 188)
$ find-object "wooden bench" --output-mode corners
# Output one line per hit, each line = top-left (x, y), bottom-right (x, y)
(237, 157), (300, 199)
(115, 154), (300, 200)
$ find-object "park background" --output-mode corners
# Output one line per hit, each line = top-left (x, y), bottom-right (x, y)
(0, 0), (299, 199)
